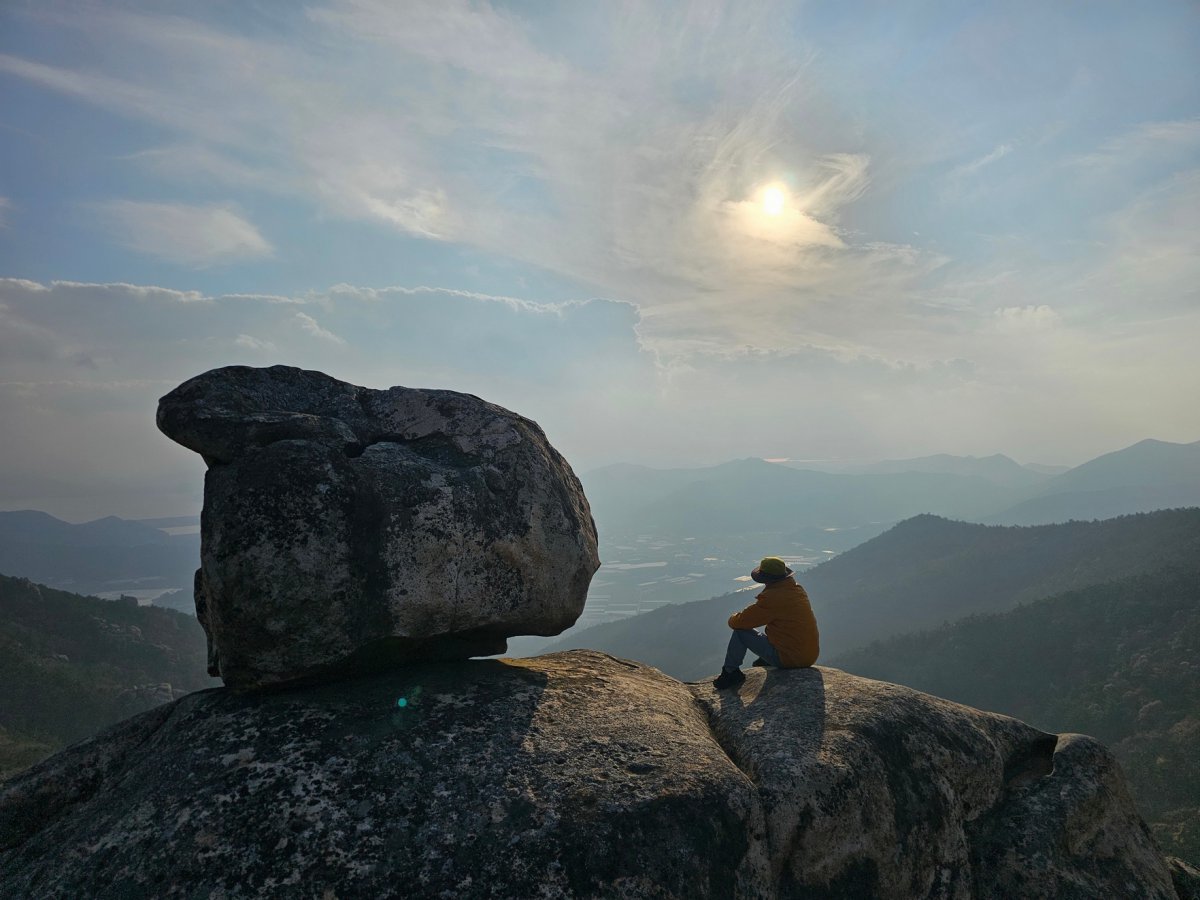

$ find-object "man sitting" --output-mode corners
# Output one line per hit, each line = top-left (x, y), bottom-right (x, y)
(713, 556), (821, 690)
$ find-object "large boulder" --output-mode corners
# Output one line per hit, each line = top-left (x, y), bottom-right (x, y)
(0, 655), (1181, 899)
(158, 365), (599, 688)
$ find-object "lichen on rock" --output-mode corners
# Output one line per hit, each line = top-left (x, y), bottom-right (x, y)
(157, 365), (599, 688)
(692, 666), (1178, 900)
(0, 655), (1182, 899)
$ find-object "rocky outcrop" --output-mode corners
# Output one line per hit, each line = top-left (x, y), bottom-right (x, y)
(157, 366), (599, 687)
(0, 655), (1182, 899)
(694, 666), (1178, 899)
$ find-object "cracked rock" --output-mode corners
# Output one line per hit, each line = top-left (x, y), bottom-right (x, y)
(157, 365), (599, 687)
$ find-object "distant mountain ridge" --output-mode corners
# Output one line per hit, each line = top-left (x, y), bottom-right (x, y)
(986, 439), (1200, 525)
(845, 452), (1051, 488)
(583, 457), (1017, 536)
(0, 510), (173, 548)
(4, 437), (1198, 633)
(583, 438), (1200, 539)
(543, 508), (1200, 681)
(0, 509), (198, 597)
(1043, 439), (1200, 493)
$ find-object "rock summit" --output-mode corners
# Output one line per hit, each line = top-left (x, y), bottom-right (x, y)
(1, 656), (1191, 899)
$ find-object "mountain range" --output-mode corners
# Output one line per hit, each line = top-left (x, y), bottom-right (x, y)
(833, 566), (1200, 865)
(0, 436), (1197, 625)
(983, 439), (1200, 525)
(0, 509), (198, 598)
(543, 508), (1200, 681)
(818, 451), (1057, 486)
(583, 437), (1200, 538)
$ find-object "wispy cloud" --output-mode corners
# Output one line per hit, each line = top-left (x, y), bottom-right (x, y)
(1, 2), (1198, 384)
(118, 145), (291, 194)
(326, 283), (596, 316)
(0, 2), (924, 357)
(235, 334), (277, 352)
(0, 196), (11, 228)
(294, 311), (345, 345)
(93, 201), (273, 266)
(1074, 119), (1200, 171)
(949, 143), (1013, 179)
(992, 304), (1061, 332)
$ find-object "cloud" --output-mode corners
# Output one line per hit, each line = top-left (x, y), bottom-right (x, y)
(0, 2), (930, 357)
(46, 279), (209, 304)
(950, 143), (1013, 179)
(992, 305), (1061, 332)
(1, 1), (1198, 478)
(1096, 168), (1200, 303)
(2, 275), (1199, 520)
(0, 277), (656, 516)
(0, 302), (60, 363)
(119, 145), (292, 194)
(0, 196), (11, 228)
(294, 312), (346, 345)
(93, 201), (273, 266)
(1074, 119), (1200, 171)
(235, 334), (276, 351)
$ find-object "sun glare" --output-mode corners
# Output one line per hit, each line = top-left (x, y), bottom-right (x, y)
(763, 185), (786, 216)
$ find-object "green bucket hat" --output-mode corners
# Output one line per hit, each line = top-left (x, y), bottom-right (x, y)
(751, 556), (794, 584)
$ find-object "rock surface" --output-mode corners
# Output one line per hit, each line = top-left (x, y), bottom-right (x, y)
(695, 666), (1178, 899)
(157, 366), (599, 687)
(1171, 857), (1200, 899)
(0, 653), (1182, 899)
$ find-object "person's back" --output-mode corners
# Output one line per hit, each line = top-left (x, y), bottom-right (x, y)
(715, 556), (820, 689)
(731, 577), (819, 668)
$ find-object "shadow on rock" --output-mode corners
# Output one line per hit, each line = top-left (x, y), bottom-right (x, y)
(0, 651), (771, 899)
(713, 666), (827, 761)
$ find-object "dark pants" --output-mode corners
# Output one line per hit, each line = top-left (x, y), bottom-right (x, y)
(724, 629), (782, 669)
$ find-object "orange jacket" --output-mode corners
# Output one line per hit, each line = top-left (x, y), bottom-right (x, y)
(727, 577), (820, 668)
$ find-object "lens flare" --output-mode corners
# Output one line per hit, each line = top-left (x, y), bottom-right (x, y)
(396, 697), (408, 708)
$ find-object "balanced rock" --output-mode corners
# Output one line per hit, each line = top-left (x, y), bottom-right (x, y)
(0, 654), (1181, 899)
(157, 365), (598, 687)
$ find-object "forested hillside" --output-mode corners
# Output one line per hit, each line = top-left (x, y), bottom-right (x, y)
(0, 573), (216, 777)
(833, 567), (1200, 865)
(545, 509), (1200, 680)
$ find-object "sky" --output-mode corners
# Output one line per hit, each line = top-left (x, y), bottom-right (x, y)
(1, 0), (1198, 520)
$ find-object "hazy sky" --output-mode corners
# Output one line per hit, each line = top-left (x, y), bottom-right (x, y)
(1, 1), (1198, 520)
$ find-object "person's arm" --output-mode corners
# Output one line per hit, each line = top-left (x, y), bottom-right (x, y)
(728, 598), (771, 630)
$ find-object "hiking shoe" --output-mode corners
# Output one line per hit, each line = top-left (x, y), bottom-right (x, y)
(713, 668), (746, 690)
(751, 658), (770, 668)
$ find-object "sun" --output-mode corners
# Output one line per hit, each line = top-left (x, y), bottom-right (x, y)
(762, 184), (786, 216)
